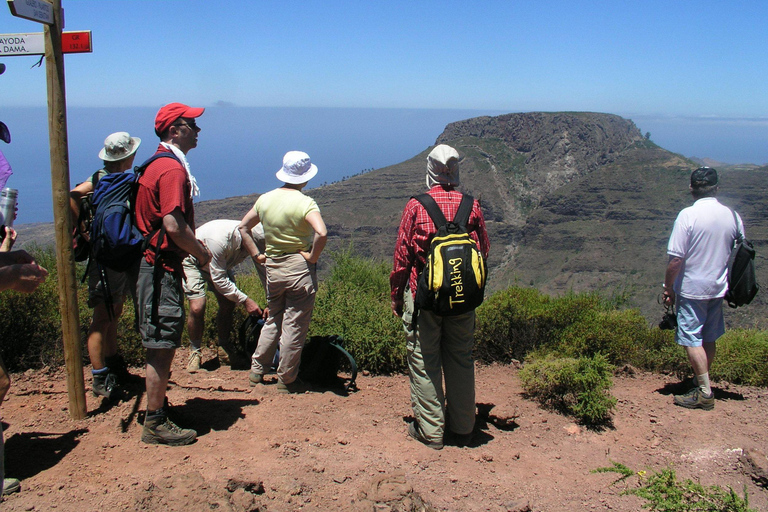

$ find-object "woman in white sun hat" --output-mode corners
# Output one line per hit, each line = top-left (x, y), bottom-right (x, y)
(238, 151), (327, 394)
(69, 131), (141, 400)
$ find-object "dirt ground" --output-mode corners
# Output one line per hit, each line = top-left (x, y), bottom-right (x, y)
(1, 349), (767, 512)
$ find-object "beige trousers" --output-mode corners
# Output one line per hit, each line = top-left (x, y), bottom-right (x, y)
(250, 254), (317, 384)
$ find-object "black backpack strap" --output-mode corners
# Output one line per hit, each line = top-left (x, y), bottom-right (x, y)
(412, 194), (447, 229)
(135, 151), (182, 174)
(454, 194), (474, 228)
(730, 208), (744, 243)
(328, 336), (358, 392)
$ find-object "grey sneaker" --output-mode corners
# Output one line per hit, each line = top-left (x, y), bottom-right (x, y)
(248, 371), (264, 386)
(2, 478), (20, 495)
(407, 421), (444, 450)
(276, 378), (310, 394)
(673, 388), (714, 410)
(186, 349), (202, 373)
(92, 372), (117, 399)
(141, 414), (197, 446)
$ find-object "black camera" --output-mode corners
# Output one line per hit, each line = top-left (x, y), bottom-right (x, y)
(659, 311), (677, 330)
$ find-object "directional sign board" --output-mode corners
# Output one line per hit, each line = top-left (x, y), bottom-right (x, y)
(7, 0), (53, 24)
(0, 31), (91, 56)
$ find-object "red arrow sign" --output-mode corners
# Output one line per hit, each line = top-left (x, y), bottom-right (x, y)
(61, 31), (91, 54)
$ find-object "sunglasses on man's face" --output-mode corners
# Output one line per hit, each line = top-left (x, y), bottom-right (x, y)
(173, 119), (199, 131)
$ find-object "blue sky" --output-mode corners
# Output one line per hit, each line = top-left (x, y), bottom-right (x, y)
(2, 1), (768, 223)
(2, 1), (767, 116)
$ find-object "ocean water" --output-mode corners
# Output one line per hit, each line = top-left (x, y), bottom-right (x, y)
(1, 107), (766, 224)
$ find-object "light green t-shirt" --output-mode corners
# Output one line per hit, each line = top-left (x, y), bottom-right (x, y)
(254, 188), (320, 257)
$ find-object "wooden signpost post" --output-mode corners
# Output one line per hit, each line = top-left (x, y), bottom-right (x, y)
(5, 0), (87, 420)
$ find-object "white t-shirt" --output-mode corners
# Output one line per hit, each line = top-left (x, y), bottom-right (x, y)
(667, 197), (743, 300)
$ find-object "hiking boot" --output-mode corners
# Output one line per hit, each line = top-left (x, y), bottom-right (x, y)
(407, 421), (444, 450)
(673, 388), (715, 410)
(276, 377), (310, 394)
(2, 478), (20, 495)
(186, 349), (202, 373)
(92, 372), (117, 399)
(217, 345), (231, 365)
(141, 414), (197, 446)
(248, 371), (264, 387)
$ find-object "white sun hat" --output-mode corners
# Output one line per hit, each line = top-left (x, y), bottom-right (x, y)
(98, 132), (141, 162)
(275, 151), (318, 184)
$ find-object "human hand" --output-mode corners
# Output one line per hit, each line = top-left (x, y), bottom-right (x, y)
(0, 227), (16, 252)
(11, 263), (48, 293)
(662, 289), (675, 307)
(262, 307), (270, 320)
(391, 299), (403, 317)
(299, 250), (317, 264)
(244, 297), (263, 317)
(5, 249), (35, 265)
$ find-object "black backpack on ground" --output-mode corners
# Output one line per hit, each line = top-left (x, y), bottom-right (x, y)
(238, 317), (358, 393)
(725, 209), (759, 308)
(299, 335), (358, 393)
(413, 193), (486, 316)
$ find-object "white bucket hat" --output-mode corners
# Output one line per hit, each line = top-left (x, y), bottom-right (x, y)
(99, 131), (141, 162)
(276, 151), (318, 184)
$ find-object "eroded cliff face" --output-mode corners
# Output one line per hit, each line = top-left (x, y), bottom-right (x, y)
(436, 112), (644, 200)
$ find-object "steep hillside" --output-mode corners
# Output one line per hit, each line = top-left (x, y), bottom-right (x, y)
(15, 112), (767, 327)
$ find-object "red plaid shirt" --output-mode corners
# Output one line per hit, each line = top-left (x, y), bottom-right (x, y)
(390, 186), (490, 301)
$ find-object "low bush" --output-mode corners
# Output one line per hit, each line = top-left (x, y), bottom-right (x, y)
(593, 461), (756, 511)
(310, 249), (405, 374)
(711, 329), (768, 386)
(519, 352), (616, 425)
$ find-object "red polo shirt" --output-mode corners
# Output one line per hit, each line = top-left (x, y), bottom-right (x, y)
(135, 145), (195, 271)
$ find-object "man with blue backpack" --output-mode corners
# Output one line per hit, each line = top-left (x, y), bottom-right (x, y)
(134, 103), (212, 446)
(69, 131), (142, 399)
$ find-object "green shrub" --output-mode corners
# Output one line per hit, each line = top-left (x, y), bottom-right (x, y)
(551, 309), (648, 364)
(310, 249), (405, 374)
(0, 246), (64, 370)
(475, 287), (607, 363)
(593, 462), (756, 511)
(519, 352), (616, 425)
(711, 329), (768, 386)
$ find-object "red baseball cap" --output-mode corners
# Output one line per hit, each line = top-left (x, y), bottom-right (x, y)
(154, 103), (205, 136)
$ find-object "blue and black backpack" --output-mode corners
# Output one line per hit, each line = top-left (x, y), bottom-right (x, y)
(90, 152), (181, 272)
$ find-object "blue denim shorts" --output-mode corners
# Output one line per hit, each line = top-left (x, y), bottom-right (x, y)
(675, 296), (725, 347)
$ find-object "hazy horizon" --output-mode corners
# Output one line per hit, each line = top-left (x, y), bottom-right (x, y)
(1, 106), (766, 225)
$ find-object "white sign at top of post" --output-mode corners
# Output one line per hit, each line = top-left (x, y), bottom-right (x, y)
(7, 0), (54, 25)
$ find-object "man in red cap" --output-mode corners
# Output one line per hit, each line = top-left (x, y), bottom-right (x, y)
(135, 103), (212, 445)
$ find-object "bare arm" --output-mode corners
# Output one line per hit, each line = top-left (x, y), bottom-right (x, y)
(163, 208), (211, 265)
(0, 262), (48, 293)
(237, 208), (261, 258)
(69, 180), (94, 231)
(663, 255), (683, 306)
(300, 210), (327, 264)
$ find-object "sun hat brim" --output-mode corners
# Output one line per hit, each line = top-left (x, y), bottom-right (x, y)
(98, 136), (141, 162)
(276, 163), (318, 185)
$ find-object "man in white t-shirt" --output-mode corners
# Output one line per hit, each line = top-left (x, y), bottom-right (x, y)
(662, 167), (742, 410)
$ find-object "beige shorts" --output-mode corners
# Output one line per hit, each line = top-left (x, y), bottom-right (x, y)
(182, 256), (234, 300)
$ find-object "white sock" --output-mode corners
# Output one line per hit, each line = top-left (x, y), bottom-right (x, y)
(190, 340), (202, 352)
(696, 373), (712, 396)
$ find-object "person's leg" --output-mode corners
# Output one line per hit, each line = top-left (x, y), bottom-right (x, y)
(403, 291), (445, 445)
(146, 348), (175, 412)
(441, 312), (476, 438)
(276, 256), (316, 386)
(674, 297), (715, 409)
(186, 297), (206, 351)
(251, 262), (285, 376)
(214, 289), (242, 366)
